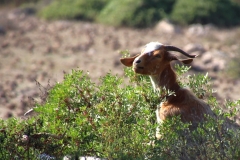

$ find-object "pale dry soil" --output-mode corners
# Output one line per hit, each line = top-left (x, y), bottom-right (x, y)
(0, 8), (240, 122)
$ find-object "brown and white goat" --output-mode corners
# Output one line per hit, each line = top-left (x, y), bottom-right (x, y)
(120, 42), (215, 139)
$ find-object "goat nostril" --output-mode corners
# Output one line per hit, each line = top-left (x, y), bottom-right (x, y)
(135, 60), (141, 64)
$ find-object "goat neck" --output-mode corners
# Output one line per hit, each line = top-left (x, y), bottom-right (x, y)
(150, 64), (180, 94)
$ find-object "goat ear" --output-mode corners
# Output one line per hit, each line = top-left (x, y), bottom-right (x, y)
(170, 55), (193, 64)
(180, 58), (193, 64)
(120, 54), (139, 67)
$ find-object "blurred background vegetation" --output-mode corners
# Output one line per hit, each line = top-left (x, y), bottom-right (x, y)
(1, 0), (240, 28)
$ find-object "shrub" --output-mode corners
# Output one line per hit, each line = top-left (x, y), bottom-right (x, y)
(0, 0), (39, 6)
(226, 51), (240, 79)
(0, 51), (240, 159)
(97, 0), (176, 28)
(38, 0), (240, 27)
(38, 0), (176, 27)
(38, 0), (108, 20)
(171, 0), (240, 26)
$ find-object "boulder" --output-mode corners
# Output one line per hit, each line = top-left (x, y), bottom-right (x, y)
(192, 50), (227, 72)
(0, 26), (6, 35)
(186, 24), (214, 36)
(183, 43), (206, 54)
(154, 20), (181, 34)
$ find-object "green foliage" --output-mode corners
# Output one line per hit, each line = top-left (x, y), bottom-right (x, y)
(150, 114), (240, 159)
(0, 51), (240, 159)
(171, 0), (240, 26)
(38, 0), (108, 20)
(97, 0), (176, 28)
(175, 64), (212, 99)
(0, 0), (39, 6)
(38, 0), (240, 27)
(227, 51), (240, 79)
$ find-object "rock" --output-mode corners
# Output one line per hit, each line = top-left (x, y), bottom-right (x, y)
(40, 155), (107, 160)
(0, 26), (6, 35)
(1, 41), (9, 48)
(191, 65), (205, 72)
(7, 8), (35, 21)
(154, 20), (181, 34)
(78, 157), (106, 160)
(186, 24), (214, 36)
(212, 58), (225, 72)
(21, 8), (36, 15)
(183, 43), (206, 54)
(193, 50), (227, 72)
(38, 153), (56, 160)
(54, 21), (72, 31)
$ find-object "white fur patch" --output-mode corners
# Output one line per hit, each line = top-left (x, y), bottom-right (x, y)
(156, 103), (162, 123)
(155, 104), (162, 139)
(142, 42), (163, 55)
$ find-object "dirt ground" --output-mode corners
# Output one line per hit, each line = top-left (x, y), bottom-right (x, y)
(0, 8), (240, 121)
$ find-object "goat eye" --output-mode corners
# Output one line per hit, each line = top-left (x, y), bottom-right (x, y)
(155, 54), (161, 58)
(147, 51), (154, 56)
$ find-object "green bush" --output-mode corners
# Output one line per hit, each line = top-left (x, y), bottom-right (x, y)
(226, 52), (240, 79)
(39, 0), (108, 20)
(0, 0), (39, 6)
(97, 0), (176, 28)
(0, 51), (240, 159)
(171, 0), (240, 26)
(38, 0), (240, 27)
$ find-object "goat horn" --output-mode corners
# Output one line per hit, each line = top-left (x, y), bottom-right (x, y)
(164, 45), (198, 58)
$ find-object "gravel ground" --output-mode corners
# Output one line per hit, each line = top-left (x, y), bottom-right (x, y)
(0, 8), (240, 121)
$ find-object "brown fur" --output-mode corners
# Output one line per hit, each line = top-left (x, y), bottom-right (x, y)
(151, 63), (214, 125)
(120, 44), (215, 138)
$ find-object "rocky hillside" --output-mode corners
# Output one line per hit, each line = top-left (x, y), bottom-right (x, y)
(0, 8), (240, 120)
